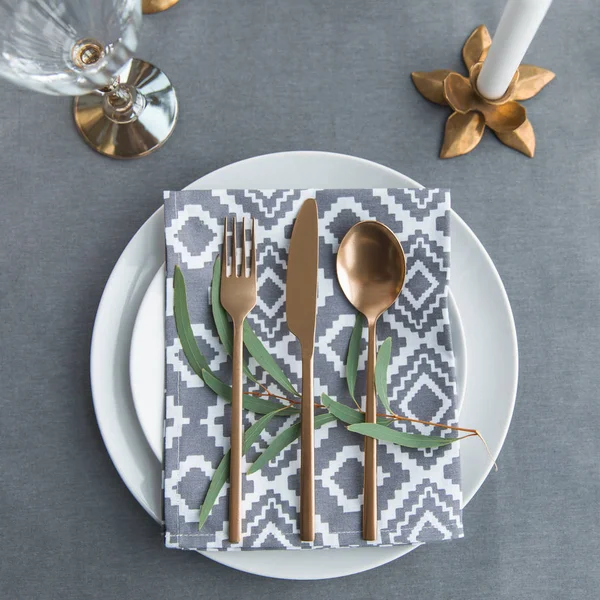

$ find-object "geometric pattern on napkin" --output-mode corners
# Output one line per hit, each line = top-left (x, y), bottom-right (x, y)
(163, 189), (463, 551)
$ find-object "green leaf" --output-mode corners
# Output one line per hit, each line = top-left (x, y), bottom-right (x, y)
(202, 369), (297, 416)
(210, 258), (255, 382)
(247, 413), (336, 474)
(321, 393), (363, 424)
(173, 266), (212, 377)
(198, 450), (230, 531)
(211, 258), (233, 355)
(198, 410), (282, 530)
(375, 337), (393, 414)
(346, 314), (363, 401)
(243, 321), (299, 397)
(347, 423), (463, 448)
(321, 394), (391, 426)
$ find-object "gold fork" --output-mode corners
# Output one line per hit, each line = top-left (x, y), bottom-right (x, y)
(220, 216), (257, 543)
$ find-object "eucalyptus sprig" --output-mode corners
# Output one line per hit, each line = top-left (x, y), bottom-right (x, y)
(172, 263), (493, 532)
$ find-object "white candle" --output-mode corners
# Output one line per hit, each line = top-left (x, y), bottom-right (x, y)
(477, 0), (552, 100)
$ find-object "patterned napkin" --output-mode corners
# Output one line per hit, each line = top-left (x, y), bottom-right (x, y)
(163, 189), (463, 551)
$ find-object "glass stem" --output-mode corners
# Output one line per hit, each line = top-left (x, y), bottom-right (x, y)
(97, 78), (146, 124)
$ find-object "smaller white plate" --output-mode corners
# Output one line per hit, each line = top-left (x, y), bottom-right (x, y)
(129, 265), (468, 461)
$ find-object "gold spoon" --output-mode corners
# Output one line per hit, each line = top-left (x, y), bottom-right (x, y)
(336, 221), (406, 541)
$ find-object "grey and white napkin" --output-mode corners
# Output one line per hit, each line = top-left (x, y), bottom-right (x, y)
(163, 189), (463, 551)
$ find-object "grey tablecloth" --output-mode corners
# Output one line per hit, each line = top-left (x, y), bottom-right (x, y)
(0, 1), (598, 598)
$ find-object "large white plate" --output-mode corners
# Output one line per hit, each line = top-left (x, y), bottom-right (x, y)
(90, 151), (518, 580)
(130, 268), (468, 462)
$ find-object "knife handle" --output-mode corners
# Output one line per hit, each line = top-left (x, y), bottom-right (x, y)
(363, 320), (378, 541)
(300, 351), (315, 542)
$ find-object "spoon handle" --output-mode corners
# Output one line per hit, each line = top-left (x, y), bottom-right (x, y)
(363, 320), (378, 541)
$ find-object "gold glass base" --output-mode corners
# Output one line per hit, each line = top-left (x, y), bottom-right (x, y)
(73, 58), (178, 159)
(142, 0), (180, 14)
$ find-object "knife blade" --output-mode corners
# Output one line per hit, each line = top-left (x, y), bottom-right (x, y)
(286, 198), (319, 542)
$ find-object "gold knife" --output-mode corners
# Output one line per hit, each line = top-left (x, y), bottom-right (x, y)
(286, 198), (319, 542)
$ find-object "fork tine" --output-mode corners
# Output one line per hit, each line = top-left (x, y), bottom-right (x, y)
(222, 217), (228, 278)
(250, 218), (257, 278)
(232, 218), (238, 277)
(241, 217), (247, 278)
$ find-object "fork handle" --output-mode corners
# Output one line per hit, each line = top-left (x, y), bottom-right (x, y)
(300, 349), (315, 542)
(229, 318), (244, 543)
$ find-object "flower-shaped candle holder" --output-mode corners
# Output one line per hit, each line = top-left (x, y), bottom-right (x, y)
(142, 0), (179, 14)
(412, 25), (555, 158)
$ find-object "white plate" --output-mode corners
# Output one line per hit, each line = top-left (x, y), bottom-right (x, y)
(130, 267), (468, 462)
(90, 151), (518, 580)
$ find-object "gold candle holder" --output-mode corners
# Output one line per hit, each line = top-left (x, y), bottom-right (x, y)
(411, 25), (555, 158)
(142, 0), (180, 14)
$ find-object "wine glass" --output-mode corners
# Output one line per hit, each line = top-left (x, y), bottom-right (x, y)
(0, 0), (178, 159)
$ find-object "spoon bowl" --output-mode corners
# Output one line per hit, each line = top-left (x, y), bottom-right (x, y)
(336, 220), (406, 541)
(337, 221), (406, 323)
